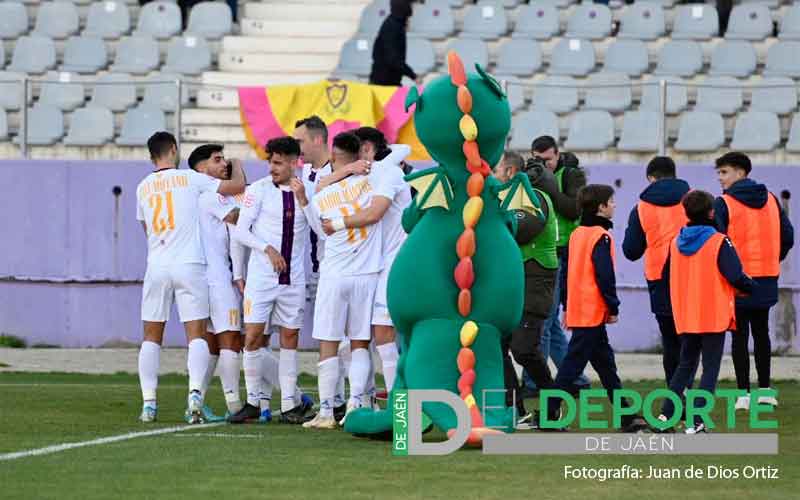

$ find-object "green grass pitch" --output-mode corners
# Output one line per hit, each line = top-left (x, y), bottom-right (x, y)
(0, 373), (797, 500)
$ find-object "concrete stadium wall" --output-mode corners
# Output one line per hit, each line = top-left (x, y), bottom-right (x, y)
(1, 160), (798, 353)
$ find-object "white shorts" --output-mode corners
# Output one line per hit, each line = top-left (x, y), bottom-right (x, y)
(243, 282), (306, 330)
(208, 282), (242, 334)
(313, 273), (379, 342)
(372, 251), (399, 327)
(141, 264), (209, 323)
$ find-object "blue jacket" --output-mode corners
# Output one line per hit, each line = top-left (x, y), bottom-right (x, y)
(713, 178), (794, 309)
(662, 224), (756, 316)
(622, 178), (691, 317)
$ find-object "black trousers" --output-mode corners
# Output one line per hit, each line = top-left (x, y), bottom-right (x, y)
(502, 317), (553, 413)
(656, 314), (681, 387)
(731, 306), (772, 391)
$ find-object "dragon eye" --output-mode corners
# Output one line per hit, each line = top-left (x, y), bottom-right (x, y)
(475, 64), (505, 99)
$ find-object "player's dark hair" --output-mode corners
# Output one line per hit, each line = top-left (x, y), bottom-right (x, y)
(294, 115), (328, 143)
(578, 184), (615, 216)
(353, 127), (390, 158)
(531, 135), (558, 154)
(715, 151), (752, 175)
(265, 136), (301, 160)
(682, 190), (715, 223)
(188, 144), (223, 170)
(332, 132), (361, 158)
(147, 131), (177, 162)
(646, 156), (676, 179)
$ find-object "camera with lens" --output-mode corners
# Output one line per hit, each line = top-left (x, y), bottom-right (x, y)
(225, 159), (233, 179)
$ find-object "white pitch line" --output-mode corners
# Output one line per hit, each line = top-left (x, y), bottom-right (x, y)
(173, 433), (265, 439)
(0, 422), (225, 462)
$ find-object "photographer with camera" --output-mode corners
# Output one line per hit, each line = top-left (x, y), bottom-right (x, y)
(520, 136), (590, 397)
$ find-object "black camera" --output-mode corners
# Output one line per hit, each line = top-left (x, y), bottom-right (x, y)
(225, 160), (233, 179)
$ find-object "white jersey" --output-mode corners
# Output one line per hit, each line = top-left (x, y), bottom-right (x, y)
(309, 173), (383, 277)
(235, 178), (309, 286)
(199, 191), (245, 286)
(372, 145), (412, 257)
(301, 161), (332, 279)
(136, 168), (221, 267)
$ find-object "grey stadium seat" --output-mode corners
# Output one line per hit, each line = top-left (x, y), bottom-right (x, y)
(779, 4), (800, 40)
(674, 111), (724, 152)
(671, 4), (719, 40)
(111, 36), (160, 74)
(708, 41), (757, 78)
(787, 113), (800, 152)
(90, 73), (137, 111)
(407, 38), (436, 76)
(495, 38), (541, 77)
(531, 75), (578, 113)
(142, 73), (188, 111)
(654, 41), (703, 77)
(0, 109), (7, 140)
(0, 2), (28, 39)
(462, 1), (508, 40)
(695, 76), (743, 115)
(618, 2), (665, 41)
(446, 38), (489, 71)
(335, 38), (373, 77)
(565, 3), (612, 40)
(730, 112), (780, 152)
(84, 1), (131, 39)
(617, 110), (661, 152)
(162, 36), (212, 75)
(564, 111), (614, 151)
(740, 0), (778, 8)
(764, 42), (800, 78)
(505, 80), (526, 113)
(640, 76), (688, 114)
(0, 72), (25, 110)
(603, 39), (649, 77)
(39, 72), (85, 111)
(60, 37), (108, 74)
(584, 72), (632, 112)
(358, 0), (391, 36)
(0, 43), (4, 68)
(750, 77), (797, 115)
(64, 106), (115, 146)
(725, 4), (772, 41)
(135, 1), (181, 40)
(117, 105), (167, 146)
(549, 38), (595, 77)
(15, 104), (64, 145)
(512, 4), (559, 40)
(509, 110), (559, 150)
(535, 0), (575, 7)
(186, 1), (232, 39)
(7, 36), (56, 74)
(33, 1), (79, 39)
(409, 0), (455, 39)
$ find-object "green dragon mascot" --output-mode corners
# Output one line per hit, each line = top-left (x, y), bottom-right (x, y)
(344, 52), (545, 446)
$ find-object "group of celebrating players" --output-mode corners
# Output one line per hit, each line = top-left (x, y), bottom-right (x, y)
(135, 113), (794, 434)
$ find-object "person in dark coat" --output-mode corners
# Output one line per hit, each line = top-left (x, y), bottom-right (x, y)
(369, 0), (419, 86)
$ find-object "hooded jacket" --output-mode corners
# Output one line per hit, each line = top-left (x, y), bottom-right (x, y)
(622, 178), (691, 316)
(369, 6), (416, 87)
(713, 178), (794, 309)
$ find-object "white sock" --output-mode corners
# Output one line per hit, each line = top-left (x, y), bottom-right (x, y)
(366, 344), (376, 398)
(138, 341), (160, 403)
(279, 348), (299, 412)
(376, 342), (399, 392)
(201, 354), (219, 398)
(243, 349), (263, 407)
(260, 347), (278, 399)
(219, 349), (242, 413)
(335, 341), (351, 406)
(348, 348), (371, 408)
(318, 357), (339, 418)
(187, 338), (210, 394)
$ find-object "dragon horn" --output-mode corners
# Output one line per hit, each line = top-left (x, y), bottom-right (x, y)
(447, 51), (467, 87)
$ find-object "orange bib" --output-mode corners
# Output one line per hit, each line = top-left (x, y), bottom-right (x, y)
(722, 194), (780, 278)
(566, 226), (616, 328)
(638, 201), (688, 281)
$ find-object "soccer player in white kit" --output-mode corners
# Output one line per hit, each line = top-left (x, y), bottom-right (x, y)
(136, 132), (245, 423)
(320, 127), (412, 394)
(229, 136), (314, 424)
(189, 144), (248, 420)
(297, 132), (384, 429)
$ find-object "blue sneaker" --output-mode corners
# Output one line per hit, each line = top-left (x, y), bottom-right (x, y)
(300, 393), (314, 412)
(186, 391), (204, 424)
(202, 405), (225, 423)
(140, 402), (157, 423)
(259, 408), (272, 423)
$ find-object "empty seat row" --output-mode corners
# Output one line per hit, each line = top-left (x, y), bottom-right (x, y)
(1, 35), (212, 75)
(0, 1), (231, 41)
(13, 103), (168, 146)
(359, 2), (798, 42)
(509, 109), (800, 153)
(0, 71), (188, 111)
